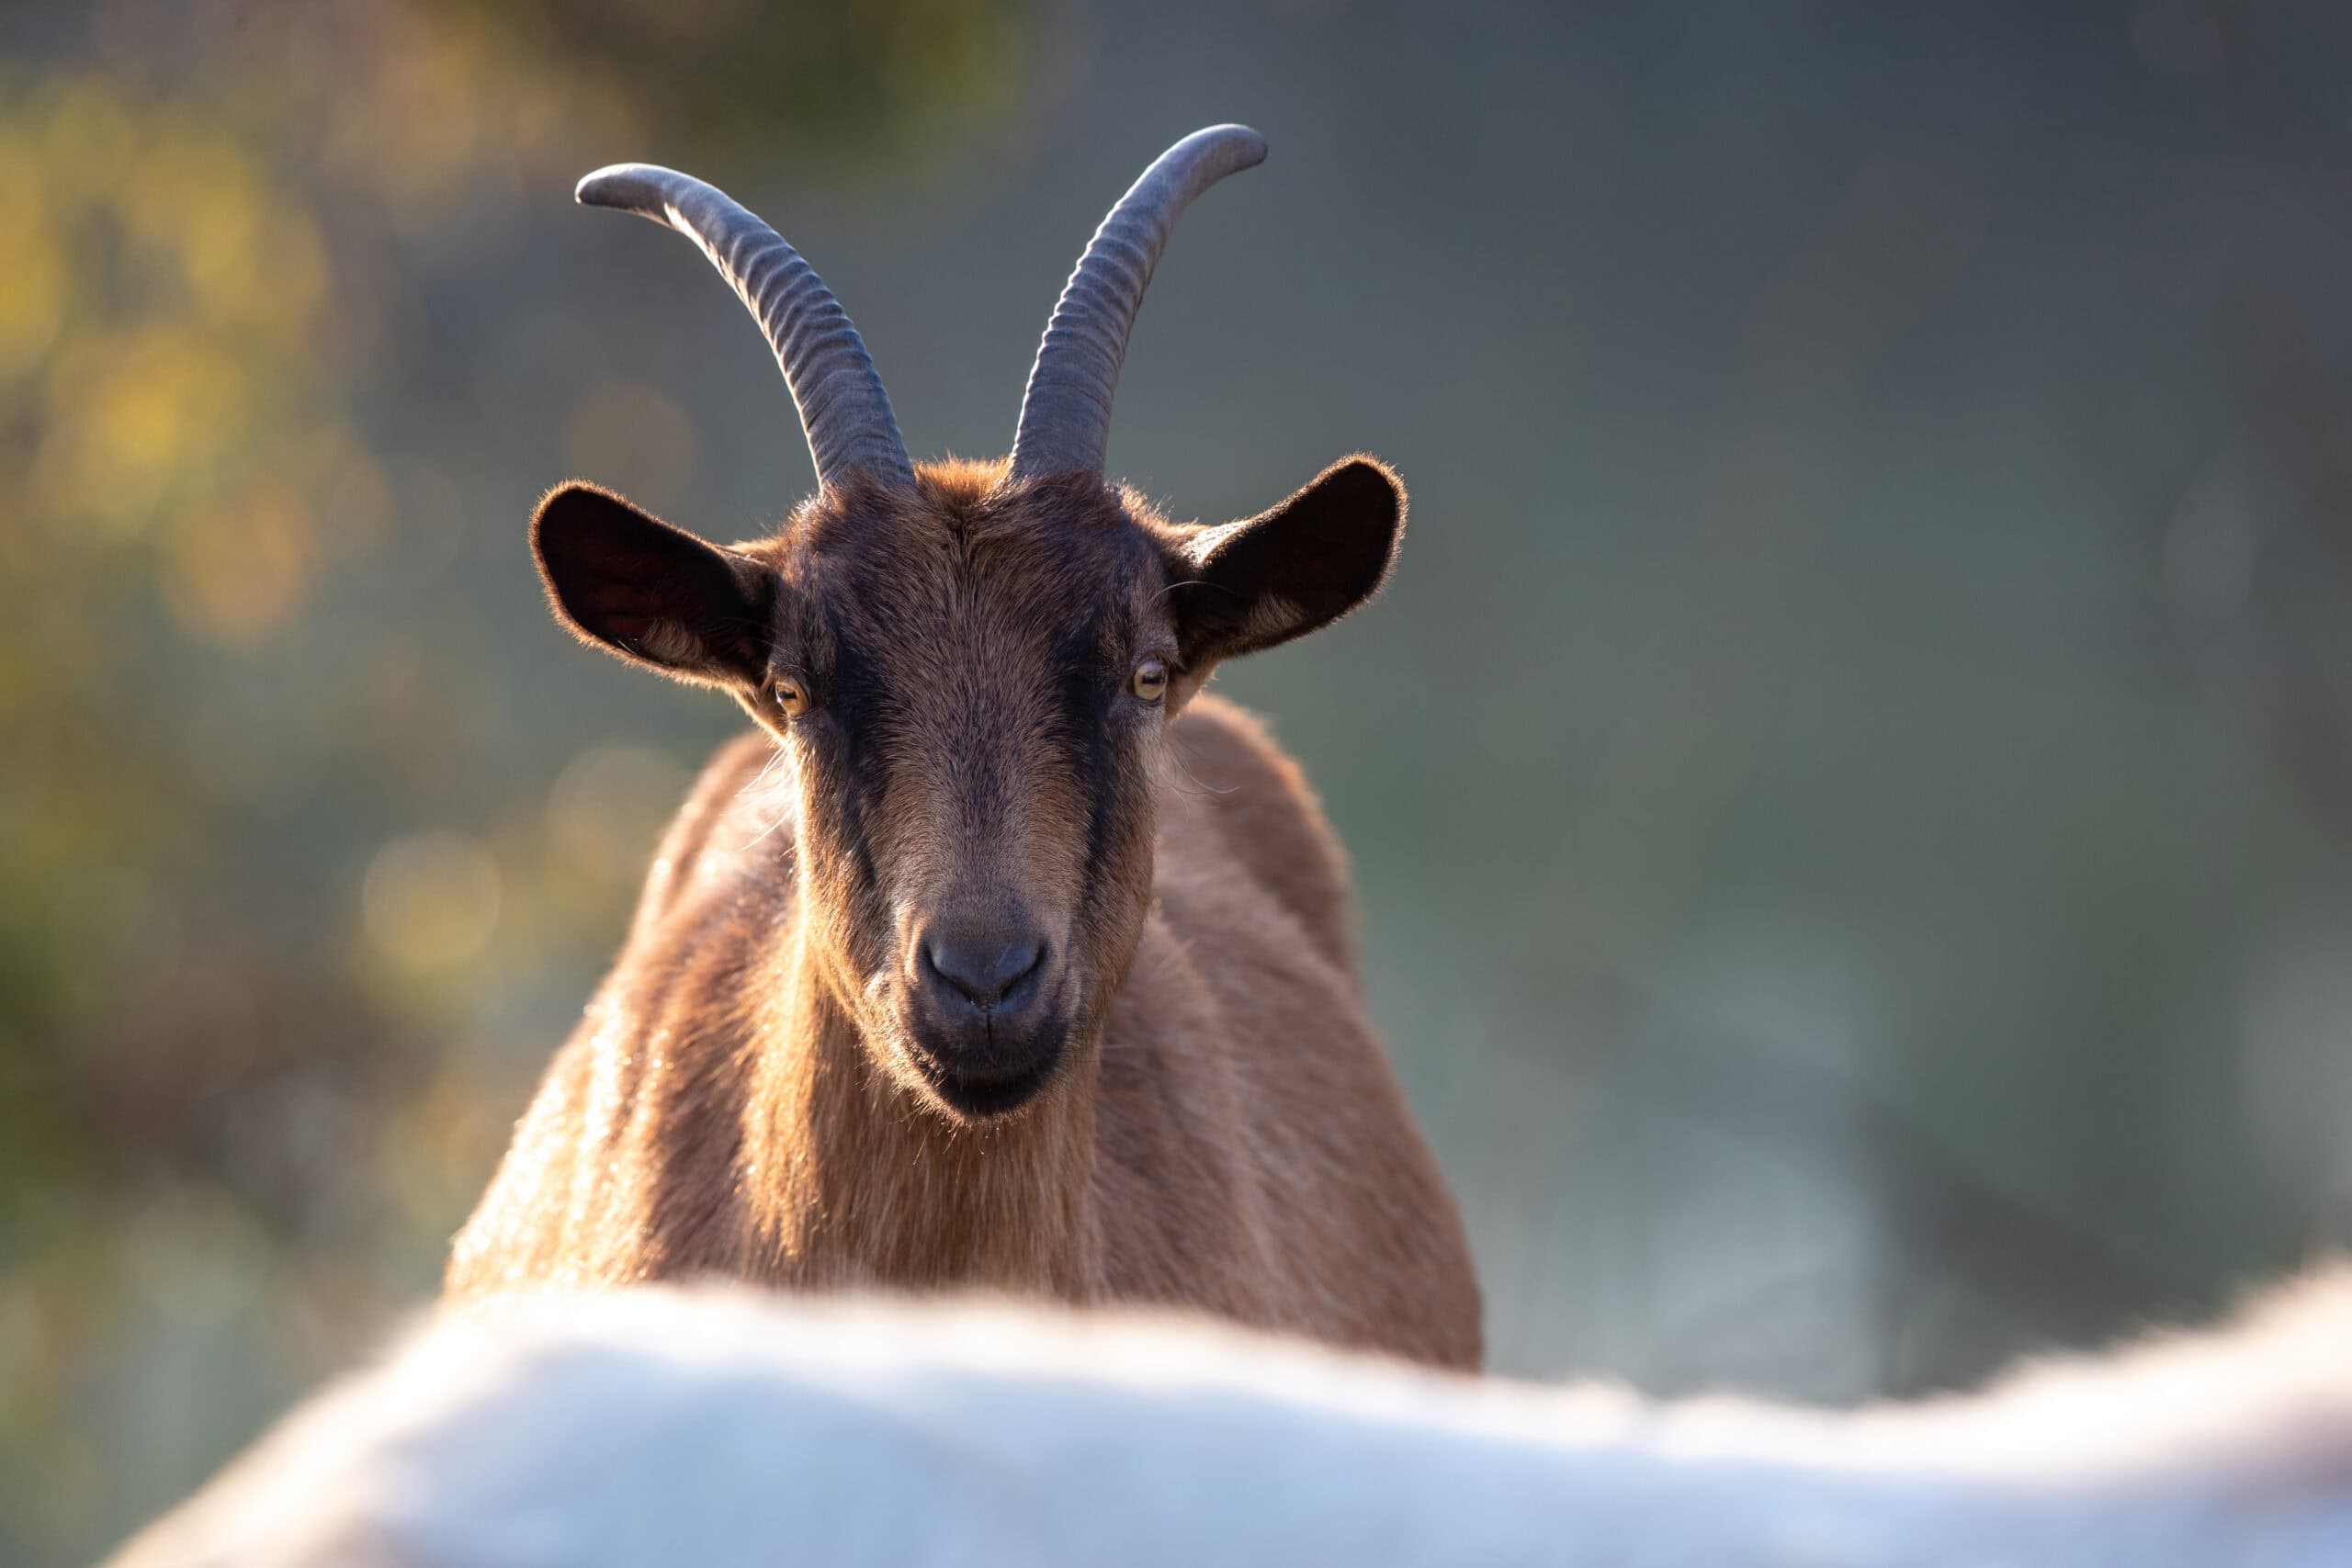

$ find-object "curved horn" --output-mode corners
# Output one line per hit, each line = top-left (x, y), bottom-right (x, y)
(576, 164), (914, 494)
(1008, 125), (1267, 481)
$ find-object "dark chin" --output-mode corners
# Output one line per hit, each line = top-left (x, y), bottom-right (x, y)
(905, 1028), (1068, 1120)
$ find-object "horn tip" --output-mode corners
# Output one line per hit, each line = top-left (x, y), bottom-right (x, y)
(1191, 123), (1268, 170)
(575, 164), (670, 211)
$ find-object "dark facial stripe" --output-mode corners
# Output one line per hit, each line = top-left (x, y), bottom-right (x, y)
(813, 626), (889, 921)
(1046, 615), (1127, 913)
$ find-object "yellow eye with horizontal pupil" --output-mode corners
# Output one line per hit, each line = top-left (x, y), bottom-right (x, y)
(1130, 658), (1169, 704)
(774, 679), (810, 716)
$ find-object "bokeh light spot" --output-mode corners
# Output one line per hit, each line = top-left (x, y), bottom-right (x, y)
(362, 830), (503, 975)
(160, 488), (319, 647)
(547, 743), (693, 886)
(562, 378), (701, 511)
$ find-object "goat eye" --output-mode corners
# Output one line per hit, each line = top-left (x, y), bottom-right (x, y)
(773, 678), (810, 716)
(1129, 657), (1169, 704)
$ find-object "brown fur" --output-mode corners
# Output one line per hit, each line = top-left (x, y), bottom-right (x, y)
(447, 458), (1483, 1369)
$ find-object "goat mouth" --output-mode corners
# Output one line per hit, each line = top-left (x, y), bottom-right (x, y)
(907, 1036), (1065, 1120)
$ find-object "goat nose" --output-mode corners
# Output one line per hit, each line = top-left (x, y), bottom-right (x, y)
(922, 931), (1045, 1009)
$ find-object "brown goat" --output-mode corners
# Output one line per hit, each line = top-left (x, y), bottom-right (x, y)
(446, 127), (1482, 1368)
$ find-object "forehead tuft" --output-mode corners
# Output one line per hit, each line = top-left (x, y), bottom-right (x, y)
(781, 462), (1165, 624)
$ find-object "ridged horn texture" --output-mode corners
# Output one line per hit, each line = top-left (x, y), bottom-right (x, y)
(575, 164), (914, 494)
(1009, 124), (1268, 481)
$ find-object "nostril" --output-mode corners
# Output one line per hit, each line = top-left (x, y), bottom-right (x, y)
(996, 939), (1045, 1000)
(922, 933), (1045, 1008)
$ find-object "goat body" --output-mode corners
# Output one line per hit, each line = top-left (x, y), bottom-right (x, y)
(450, 680), (1482, 1367)
(448, 126), (1483, 1369)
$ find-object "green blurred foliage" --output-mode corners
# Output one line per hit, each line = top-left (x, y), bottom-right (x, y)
(440, 0), (1032, 158)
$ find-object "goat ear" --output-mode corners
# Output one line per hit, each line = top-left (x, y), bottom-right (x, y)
(532, 482), (771, 686)
(1166, 456), (1404, 671)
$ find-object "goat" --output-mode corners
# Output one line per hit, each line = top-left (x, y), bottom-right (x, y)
(444, 126), (1483, 1368)
(110, 1265), (2352, 1567)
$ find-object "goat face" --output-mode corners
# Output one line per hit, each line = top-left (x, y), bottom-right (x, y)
(530, 456), (1402, 1122)
(527, 127), (1400, 1119)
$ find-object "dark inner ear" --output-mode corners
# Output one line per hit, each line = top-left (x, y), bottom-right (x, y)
(532, 481), (770, 684)
(1170, 456), (1405, 669)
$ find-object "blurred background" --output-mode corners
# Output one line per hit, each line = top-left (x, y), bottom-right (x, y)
(8, 0), (2352, 1560)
